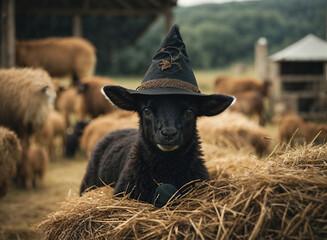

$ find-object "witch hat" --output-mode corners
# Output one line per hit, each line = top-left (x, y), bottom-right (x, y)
(103, 24), (235, 104)
(125, 24), (199, 95)
(123, 24), (208, 96)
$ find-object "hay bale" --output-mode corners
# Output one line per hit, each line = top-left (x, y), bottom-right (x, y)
(202, 143), (266, 178)
(198, 111), (271, 155)
(38, 144), (327, 239)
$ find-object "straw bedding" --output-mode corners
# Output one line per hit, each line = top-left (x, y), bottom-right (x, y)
(202, 142), (265, 178)
(38, 143), (327, 239)
(198, 112), (271, 155)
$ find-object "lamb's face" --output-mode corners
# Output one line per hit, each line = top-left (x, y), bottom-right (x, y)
(138, 95), (197, 152)
(102, 85), (235, 152)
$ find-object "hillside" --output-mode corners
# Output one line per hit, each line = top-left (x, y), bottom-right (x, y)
(110, 0), (325, 75)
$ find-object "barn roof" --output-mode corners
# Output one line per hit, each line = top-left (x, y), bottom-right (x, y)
(269, 34), (327, 62)
(1, 0), (177, 68)
(15, 0), (177, 16)
(14, 0), (177, 43)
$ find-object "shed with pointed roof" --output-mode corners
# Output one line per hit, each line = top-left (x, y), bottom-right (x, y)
(268, 34), (327, 121)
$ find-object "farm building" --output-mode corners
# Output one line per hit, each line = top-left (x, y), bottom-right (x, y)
(1, 0), (177, 68)
(268, 34), (327, 121)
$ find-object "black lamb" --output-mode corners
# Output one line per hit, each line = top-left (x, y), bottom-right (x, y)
(80, 24), (234, 206)
(80, 86), (234, 205)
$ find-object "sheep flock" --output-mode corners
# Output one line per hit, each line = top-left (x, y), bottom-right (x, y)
(0, 37), (326, 240)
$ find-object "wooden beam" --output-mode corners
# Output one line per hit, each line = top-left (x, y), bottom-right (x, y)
(72, 14), (83, 37)
(16, 8), (165, 16)
(164, 7), (173, 34)
(93, 0), (113, 9)
(148, 0), (163, 8)
(111, 0), (134, 10)
(133, 0), (149, 8)
(1, 0), (16, 68)
(83, 0), (90, 10)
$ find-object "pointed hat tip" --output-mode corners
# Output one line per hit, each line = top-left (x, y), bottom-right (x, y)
(171, 24), (179, 30)
(169, 24), (180, 34)
(165, 24), (183, 43)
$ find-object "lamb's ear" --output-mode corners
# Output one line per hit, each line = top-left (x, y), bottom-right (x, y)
(101, 85), (136, 111)
(198, 94), (235, 116)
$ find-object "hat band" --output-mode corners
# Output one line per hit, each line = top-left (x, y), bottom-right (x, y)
(136, 78), (201, 93)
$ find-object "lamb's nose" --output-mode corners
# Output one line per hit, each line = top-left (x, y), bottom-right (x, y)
(161, 128), (178, 139)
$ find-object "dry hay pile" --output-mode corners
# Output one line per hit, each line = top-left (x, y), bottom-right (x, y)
(202, 142), (266, 178)
(38, 143), (327, 239)
(198, 111), (271, 155)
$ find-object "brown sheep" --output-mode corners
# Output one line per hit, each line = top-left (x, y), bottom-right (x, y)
(56, 86), (78, 127)
(16, 37), (96, 85)
(278, 113), (327, 145)
(214, 75), (270, 97)
(81, 111), (139, 157)
(75, 76), (116, 121)
(214, 76), (270, 125)
(16, 144), (49, 188)
(230, 90), (266, 125)
(34, 109), (66, 160)
(0, 126), (22, 197)
(0, 68), (56, 148)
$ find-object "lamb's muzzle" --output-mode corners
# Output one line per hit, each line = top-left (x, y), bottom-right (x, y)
(157, 144), (179, 152)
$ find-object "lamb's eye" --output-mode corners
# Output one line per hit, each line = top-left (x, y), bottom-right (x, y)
(143, 108), (152, 116)
(184, 109), (194, 118)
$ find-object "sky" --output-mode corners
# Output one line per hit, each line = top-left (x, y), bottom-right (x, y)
(177, 0), (249, 7)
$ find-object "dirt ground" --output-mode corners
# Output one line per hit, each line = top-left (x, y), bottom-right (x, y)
(0, 152), (88, 240)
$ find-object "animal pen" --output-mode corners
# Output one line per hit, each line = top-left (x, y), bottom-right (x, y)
(268, 34), (327, 121)
(0, 0), (177, 68)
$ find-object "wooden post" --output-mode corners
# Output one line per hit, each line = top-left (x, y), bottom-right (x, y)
(254, 37), (268, 81)
(1, 0), (16, 68)
(165, 7), (173, 34)
(72, 14), (82, 37)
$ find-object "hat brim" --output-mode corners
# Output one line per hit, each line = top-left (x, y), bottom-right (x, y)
(127, 87), (236, 106)
(102, 85), (236, 115)
(127, 87), (209, 97)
